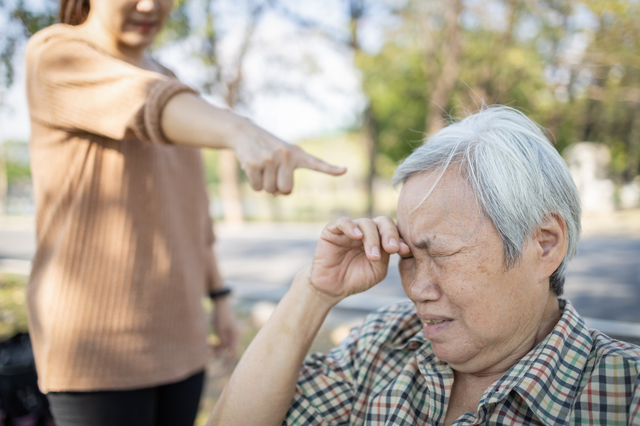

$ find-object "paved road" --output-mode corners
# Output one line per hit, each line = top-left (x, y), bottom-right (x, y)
(1, 225), (639, 322)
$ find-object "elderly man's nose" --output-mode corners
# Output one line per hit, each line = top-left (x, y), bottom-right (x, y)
(407, 277), (442, 302)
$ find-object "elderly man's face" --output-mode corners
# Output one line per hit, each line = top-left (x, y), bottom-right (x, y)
(396, 168), (553, 375)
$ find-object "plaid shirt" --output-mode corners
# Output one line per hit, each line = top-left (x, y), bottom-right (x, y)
(285, 299), (640, 425)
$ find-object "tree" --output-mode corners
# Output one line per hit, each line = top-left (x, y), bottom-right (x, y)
(186, 0), (271, 222)
(577, 0), (640, 180)
(0, 0), (56, 94)
(274, 0), (398, 216)
(422, 0), (463, 134)
(348, 0), (380, 217)
(0, 143), (6, 214)
(356, 0), (640, 187)
(0, 0), (56, 212)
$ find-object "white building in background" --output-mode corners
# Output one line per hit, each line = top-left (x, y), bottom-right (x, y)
(564, 142), (616, 213)
(621, 176), (640, 209)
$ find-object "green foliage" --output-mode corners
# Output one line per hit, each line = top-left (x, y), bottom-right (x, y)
(5, 158), (30, 183)
(358, 44), (427, 166)
(1, 0), (56, 87)
(2, 141), (31, 183)
(202, 149), (220, 186)
(575, 0), (640, 180)
(2, 0), (639, 184)
(154, 0), (193, 47)
(0, 273), (29, 339)
(356, 0), (640, 182)
(9, 0), (57, 36)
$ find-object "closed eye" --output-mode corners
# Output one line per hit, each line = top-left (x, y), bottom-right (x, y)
(399, 248), (463, 260)
(430, 248), (463, 258)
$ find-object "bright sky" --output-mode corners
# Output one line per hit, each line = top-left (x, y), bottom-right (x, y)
(0, 50), (30, 143)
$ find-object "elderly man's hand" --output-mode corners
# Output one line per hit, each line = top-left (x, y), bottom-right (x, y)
(309, 217), (411, 303)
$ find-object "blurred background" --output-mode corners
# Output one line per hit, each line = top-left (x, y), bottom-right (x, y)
(1, 0), (640, 423)
(1, 0), (640, 219)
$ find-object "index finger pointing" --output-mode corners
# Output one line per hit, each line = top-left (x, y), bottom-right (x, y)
(296, 151), (347, 176)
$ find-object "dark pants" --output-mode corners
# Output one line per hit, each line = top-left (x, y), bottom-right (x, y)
(47, 370), (205, 426)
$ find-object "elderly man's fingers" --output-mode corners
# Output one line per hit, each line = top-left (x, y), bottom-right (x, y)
(373, 216), (402, 254)
(398, 238), (412, 257)
(354, 218), (384, 261)
(325, 216), (364, 241)
(296, 150), (347, 176)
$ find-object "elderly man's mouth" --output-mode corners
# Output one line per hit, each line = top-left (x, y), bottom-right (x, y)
(422, 319), (453, 339)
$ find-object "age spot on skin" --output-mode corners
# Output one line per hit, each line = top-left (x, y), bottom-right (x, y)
(477, 263), (489, 276)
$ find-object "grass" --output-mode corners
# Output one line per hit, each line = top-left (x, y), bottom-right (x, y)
(0, 272), (30, 339)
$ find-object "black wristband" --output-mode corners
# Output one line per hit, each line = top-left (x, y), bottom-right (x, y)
(209, 287), (232, 299)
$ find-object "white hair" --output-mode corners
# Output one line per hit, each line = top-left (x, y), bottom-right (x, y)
(393, 106), (581, 295)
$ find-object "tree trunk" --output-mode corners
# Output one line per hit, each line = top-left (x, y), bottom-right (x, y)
(0, 144), (6, 215)
(581, 96), (601, 142)
(628, 111), (640, 180)
(215, 5), (265, 223)
(363, 105), (377, 217)
(201, 0), (247, 223)
(219, 150), (244, 223)
(217, 142), (244, 222)
(426, 0), (462, 134)
(0, 84), (5, 214)
(347, 0), (378, 217)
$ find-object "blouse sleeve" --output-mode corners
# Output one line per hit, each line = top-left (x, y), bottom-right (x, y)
(25, 28), (197, 144)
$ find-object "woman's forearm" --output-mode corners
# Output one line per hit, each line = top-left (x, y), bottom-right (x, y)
(208, 268), (336, 426)
(161, 92), (248, 150)
(160, 92), (346, 195)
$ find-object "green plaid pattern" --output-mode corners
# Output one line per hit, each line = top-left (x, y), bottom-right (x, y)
(285, 299), (640, 425)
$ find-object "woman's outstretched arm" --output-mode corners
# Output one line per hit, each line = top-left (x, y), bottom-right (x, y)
(25, 32), (338, 196)
(207, 217), (410, 426)
(162, 92), (345, 195)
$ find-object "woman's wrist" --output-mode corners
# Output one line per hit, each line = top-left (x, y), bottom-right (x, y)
(215, 111), (254, 152)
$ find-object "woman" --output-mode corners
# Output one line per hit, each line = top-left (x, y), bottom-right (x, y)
(24, 1), (345, 425)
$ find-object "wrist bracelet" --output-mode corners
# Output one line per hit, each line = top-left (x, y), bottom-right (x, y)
(209, 287), (232, 299)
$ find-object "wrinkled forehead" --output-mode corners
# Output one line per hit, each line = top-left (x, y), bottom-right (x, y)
(396, 169), (486, 243)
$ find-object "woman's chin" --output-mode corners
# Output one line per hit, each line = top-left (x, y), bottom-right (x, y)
(119, 32), (156, 50)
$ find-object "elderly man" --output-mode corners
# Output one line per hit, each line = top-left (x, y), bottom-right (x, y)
(209, 107), (640, 425)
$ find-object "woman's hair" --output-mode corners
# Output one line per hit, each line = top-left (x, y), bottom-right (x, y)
(59, 0), (90, 25)
(393, 106), (581, 296)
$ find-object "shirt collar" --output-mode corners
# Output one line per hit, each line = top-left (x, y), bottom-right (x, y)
(481, 299), (593, 424)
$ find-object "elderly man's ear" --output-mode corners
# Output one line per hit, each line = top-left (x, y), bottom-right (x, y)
(533, 214), (568, 283)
